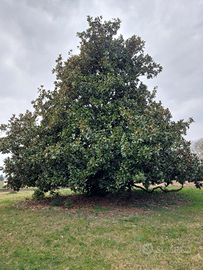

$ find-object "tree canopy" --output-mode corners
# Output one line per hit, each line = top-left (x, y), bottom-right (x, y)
(0, 16), (202, 195)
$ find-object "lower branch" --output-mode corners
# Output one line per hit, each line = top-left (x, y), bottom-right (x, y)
(133, 183), (184, 193)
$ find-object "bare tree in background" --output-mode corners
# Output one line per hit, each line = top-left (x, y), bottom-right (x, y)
(191, 138), (203, 160)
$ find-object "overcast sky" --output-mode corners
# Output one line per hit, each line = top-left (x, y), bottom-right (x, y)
(0, 0), (203, 169)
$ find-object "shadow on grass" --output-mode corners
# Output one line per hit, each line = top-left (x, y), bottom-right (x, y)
(11, 186), (198, 218)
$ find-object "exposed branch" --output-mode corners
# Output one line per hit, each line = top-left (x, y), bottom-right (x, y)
(133, 183), (184, 193)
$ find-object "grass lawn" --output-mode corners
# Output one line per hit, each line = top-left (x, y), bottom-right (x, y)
(0, 187), (203, 270)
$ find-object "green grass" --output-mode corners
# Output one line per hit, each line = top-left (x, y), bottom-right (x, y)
(0, 187), (203, 269)
(0, 185), (36, 189)
(92, 206), (110, 211)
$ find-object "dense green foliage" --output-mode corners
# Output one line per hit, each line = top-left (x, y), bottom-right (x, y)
(0, 16), (202, 194)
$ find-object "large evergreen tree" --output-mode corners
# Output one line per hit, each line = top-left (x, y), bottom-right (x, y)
(0, 16), (202, 194)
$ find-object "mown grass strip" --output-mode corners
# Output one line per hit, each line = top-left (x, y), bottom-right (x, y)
(0, 187), (203, 270)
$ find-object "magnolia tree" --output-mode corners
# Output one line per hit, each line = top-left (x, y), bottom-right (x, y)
(0, 16), (202, 195)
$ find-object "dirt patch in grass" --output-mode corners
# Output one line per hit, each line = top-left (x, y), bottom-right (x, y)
(14, 186), (193, 217)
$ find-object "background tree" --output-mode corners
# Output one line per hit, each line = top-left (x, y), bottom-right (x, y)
(191, 138), (203, 161)
(0, 16), (202, 194)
